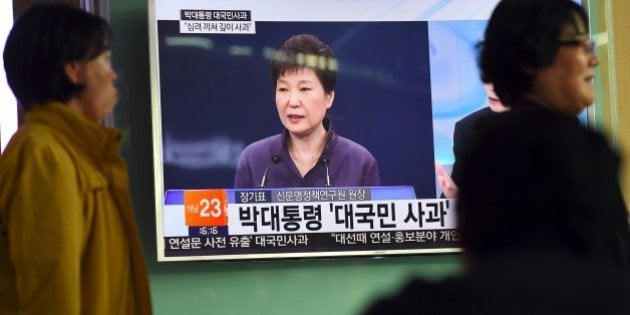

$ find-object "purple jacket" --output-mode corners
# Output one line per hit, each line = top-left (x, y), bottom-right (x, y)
(234, 129), (380, 188)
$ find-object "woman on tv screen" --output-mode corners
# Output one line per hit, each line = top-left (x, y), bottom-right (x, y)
(234, 34), (380, 188)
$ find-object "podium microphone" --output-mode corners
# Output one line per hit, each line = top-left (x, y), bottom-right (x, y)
(259, 155), (280, 188)
(321, 156), (331, 187)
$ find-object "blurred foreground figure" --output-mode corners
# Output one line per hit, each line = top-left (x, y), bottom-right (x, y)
(0, 4), (151, 314)
(364, 0), (630, 314)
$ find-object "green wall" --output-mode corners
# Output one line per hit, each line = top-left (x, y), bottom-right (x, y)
(108, 1), (461, 314)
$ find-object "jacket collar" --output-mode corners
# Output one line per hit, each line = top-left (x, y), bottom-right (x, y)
(280, 117), (338, 156)
(25, 101), (123, 163)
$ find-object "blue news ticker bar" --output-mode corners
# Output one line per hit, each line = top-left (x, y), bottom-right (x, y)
(164, 186), (416, 205)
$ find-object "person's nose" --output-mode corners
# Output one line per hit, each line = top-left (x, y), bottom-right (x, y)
(589, 52), (599, 68)
(288, 91), (300, 108)
(111, 68), (118, 81)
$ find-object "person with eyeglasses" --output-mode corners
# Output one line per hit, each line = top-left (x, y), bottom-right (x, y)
(480, 2), (599, 116)
(364, 1), (629, 314)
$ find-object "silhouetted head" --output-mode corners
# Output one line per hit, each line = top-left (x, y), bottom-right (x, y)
(479, 0), (596, 115)
(3, 3), (112, 110)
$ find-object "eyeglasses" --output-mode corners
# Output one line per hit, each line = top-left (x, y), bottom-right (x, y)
(558, 37), (596, 53)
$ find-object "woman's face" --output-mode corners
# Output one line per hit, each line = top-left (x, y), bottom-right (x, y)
(275, 67), (334, 138)
(67, 50), (118, 122)
(528, 16), (599, 116)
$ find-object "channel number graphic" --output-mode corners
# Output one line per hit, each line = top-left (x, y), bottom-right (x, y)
(184, 190), (228, 227)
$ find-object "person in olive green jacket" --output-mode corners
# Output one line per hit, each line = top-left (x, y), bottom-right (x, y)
(0, 3), (151, 314)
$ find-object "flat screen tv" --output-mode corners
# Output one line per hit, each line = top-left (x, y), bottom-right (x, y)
(148, 0), (586, 261)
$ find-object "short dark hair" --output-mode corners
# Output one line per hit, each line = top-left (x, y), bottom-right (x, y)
(3, 3), (112, 110)
(478, 0), (588, 104)
(270, 34), (336, 93)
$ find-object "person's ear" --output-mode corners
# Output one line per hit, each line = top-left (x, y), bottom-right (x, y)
(326, 91), (335, 109)
(519, 60), (536, 75)
(64, 61), (84, 84)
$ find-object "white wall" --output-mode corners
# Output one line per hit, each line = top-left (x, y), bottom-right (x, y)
(0, 2), (17, 153)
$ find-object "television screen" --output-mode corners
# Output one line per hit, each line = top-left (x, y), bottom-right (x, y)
(148, 0), (584, 261)
(152, 0), (497, 198)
